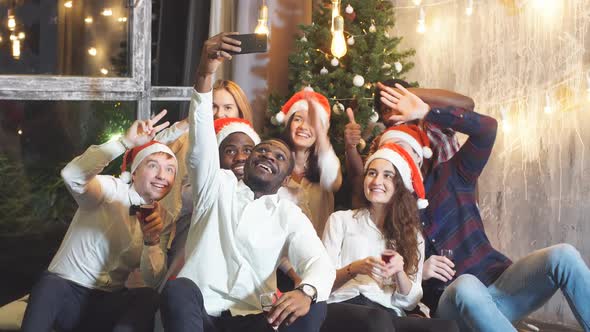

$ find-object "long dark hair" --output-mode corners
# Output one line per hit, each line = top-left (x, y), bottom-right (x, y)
(363, 165), (422, 279)
(281, 114), (321, 183)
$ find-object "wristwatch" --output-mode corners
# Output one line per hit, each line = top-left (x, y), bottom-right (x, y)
(296, 284), (317, 303)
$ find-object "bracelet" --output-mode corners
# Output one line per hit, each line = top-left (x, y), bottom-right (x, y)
(144, 237), (160, 246)
(346, 264), (355, 278)
(118, 137), (132, 150)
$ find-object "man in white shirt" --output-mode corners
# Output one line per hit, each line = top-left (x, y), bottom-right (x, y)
(22, 111), (176, 332)
(159, 32), (335, 332)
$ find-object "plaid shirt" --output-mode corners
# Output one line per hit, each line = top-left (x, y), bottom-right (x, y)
(420, 107), (512, 312)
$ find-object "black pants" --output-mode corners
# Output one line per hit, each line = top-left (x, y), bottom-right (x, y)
(21, 271), (159, 332)
(160, 277), (327, 332)
(321, 295), (459, 332)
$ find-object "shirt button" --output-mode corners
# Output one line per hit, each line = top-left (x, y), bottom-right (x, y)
(431, 238), (436, 243)
(421, 222), (426, 226)
(435, 109), (440, 114)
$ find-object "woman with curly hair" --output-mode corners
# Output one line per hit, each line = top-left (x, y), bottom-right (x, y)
(320, 143), (458, 332)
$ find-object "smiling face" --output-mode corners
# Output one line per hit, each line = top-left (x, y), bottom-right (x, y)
(219, 132), (255, 180)
(132, 152), (177, 202)
(213, 88), (240, 119)
(243, 139), (294, 196)
(288, 110), (316, 150)
(364, 158), (396, 205)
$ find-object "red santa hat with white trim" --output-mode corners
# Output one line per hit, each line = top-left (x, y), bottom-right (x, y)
(214, 117), (261, 146)
(364, 142), (429, 209)
(119, 140), (177, 183)
(274, 88), (331, 127)
(379, 124), (432, 165)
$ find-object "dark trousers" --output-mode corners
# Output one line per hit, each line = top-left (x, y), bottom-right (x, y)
(21, 271), (159, 332)
(321, 295), (459, 332)
(160, 277), (327, 332)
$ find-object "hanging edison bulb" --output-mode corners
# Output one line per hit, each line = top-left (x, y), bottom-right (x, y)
(466, 0), (474, 16)
(543, 92), (553, 114)
(254, 1), (269, 35)
(12, 38), (20, 59)
(7, 9), (16, 31)
(331, 15), (347, 58)
(417, 7), (426, 34)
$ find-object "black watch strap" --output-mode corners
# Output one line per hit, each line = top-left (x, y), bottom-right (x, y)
(296, 283), (317, 303)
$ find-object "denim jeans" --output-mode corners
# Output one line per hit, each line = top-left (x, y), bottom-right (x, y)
(435, 244), (590, 332)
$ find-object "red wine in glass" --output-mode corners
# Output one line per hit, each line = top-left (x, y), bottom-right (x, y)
(138, 204), (155, 223)
(381, 249), (396, 263)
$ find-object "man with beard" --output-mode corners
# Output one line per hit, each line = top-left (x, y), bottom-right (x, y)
(159, 32), (335, 332)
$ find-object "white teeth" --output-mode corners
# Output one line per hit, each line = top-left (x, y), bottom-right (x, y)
(258, 164), (272, 173)
(296, 132), (310, 138)
(234, 165), (244, 171)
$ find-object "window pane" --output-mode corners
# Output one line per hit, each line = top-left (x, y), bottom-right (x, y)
(0, 1), (130, 76)
(151, 100), (189, 124)
(0, 99), (136, 304)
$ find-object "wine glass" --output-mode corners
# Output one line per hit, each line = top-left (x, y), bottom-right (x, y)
(260, 292), (279, 331)
(438, 248), (454, 289)
(381, 241), (397, 287)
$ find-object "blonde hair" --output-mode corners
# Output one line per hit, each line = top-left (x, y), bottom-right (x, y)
(213, 80), (253, 123)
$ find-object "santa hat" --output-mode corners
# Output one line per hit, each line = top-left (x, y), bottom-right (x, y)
(364, 142), (428, 209)
(275, 88), (331, 127)
(214, 118), (261, 147)
(379, 124), (432, 165)
(119, 141), (177, 183)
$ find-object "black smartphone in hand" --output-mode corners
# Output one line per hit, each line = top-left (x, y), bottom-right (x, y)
(228, 34), (268, 55)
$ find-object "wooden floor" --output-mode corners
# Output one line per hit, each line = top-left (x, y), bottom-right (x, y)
(517, 320), (582, 332)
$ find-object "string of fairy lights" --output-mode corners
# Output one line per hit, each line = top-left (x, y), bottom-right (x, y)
(1, 1), (127, 75)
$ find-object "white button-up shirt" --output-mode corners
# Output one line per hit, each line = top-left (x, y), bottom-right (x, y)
(49, 140), (166, 291)
(177, 90), (335, 316)
(322, 209), (424, 314)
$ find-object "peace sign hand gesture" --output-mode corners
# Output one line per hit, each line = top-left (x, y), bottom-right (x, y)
(123, 109), (170, 149)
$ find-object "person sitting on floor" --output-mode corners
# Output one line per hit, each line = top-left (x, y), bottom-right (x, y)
(159, 32), (335, 332)
(22, 111), (176, 332)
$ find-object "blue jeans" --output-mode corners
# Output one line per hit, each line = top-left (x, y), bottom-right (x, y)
(435, 244), (590, 332)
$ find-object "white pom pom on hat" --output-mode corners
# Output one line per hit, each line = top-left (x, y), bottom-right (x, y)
(276, 89), (331, 127)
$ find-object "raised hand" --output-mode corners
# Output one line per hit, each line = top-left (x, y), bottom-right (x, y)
(197, 32), (242, 75)
(344, 108), (362, 149)
(377, 82), (430, 124)
(422, 255), (456, 282)
(123, 109), (170, 148)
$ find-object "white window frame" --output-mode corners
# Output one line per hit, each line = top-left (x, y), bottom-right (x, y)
(0, 0), (194, 119)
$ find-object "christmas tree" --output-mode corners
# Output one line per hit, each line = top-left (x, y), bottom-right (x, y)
(266, 0), (416, 154)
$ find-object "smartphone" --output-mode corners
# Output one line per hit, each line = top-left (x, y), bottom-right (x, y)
(228, 33), (268, 55)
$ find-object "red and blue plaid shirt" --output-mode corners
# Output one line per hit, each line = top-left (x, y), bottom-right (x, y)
(420, 106), (512, 311)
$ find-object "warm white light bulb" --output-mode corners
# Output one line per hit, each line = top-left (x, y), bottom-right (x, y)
(12, 39), (20, 59)
(413, 0), (422, 5)
(17, 129), (23, 135)
(84, 16), (93, 24)
(64, 1), (73, 8)
(466, 0), (474, 16)
(331, 16), (347, 58)
(88, 47), (97, 56)
(254, 19), (269, 35)
(100, 68), (109, 75)
(118, 17), (127, 23)
(417, 8), (426, 34)
(101, 8), (113, 16)
(18, 32), (25, 40)
(8, 15), (16, 31)
(544, 93), (553, 114)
